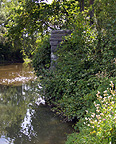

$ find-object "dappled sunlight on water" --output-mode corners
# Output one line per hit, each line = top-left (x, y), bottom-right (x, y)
(0, 63), (74, 144)
(0, 63), (36, 85)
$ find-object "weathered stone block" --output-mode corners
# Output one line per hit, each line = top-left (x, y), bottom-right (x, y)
(51, 30), (71, 34)
(50, 30), (72, 70)
(51, 46), (58, 52)
(50, 37), (64, 41)
(50, 34), (66, 39)
(51, 52), (58, 60)
(50, 41), (59, 46)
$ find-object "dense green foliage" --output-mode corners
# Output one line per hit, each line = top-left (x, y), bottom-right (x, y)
(32, 36), (51, 76)
(0, 0), (23, 62)
(32, 0), (116, 143)
(38, 20), (116, 120)
(5, 0), (91, 59)
(2, 0), (116, 143)
(66, 81), (116, 144)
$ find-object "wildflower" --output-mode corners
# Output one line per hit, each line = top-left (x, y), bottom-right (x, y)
(90, 130), (96, 135)
(104, 93), (108, 96)
(111, 101), (115, 104)
(108, 95), (112, 99)
(94, 101), (96, 104)
(114, 115), (116, 119)
(91, 113), (95, 118)
(96, 104), (100, 107)
(85, 110), (88, 114)
(103, 97), (107, 101)
(104, 90), (107, 93)
(108, 115), (112, 118)
(110, 106), (113, 109)
(96, 93), (102, 98)
(110, 128), (113, 133)
(98, 120), (101, 124)
(97, 132), (101, 136)
(110, 81), (113, 85)
(88, 124), (90, 126)
(90, 120), (94, 124)
(100, 113), (104, 116)
(96, 109), (100, 113)
(103, 110), (106, 113)
(94, 120), (97, 123)
(98, 96), (102, 99)
(96, 115), (99, 119)
(110, 81), (113, 83)
(97, 91), (100, 94)
(85, 117), (88, 120)
(110, 81), (114, 89)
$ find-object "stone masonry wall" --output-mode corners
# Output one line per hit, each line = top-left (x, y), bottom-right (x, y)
(50, 30), (71, 69)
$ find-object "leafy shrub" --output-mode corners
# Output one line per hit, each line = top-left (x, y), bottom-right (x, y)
(33, 0), (116, 122)
(31, 1), (116, 143)
(39, 22), (116, 121)
(66, 81), (116, 144)
(32, 36), (51, 76)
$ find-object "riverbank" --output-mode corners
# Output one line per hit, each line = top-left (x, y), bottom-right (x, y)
(32, 29), (116, 143)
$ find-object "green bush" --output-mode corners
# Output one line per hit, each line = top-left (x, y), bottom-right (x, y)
(32, 36), (51, 76)
(39, 23), (116, 120)
(66, 81), (116, 144)
(33, 0), (116, 122)
(31, 1), (116, 143)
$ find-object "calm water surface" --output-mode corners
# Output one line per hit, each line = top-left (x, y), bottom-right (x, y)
(0, 63), (74, 144)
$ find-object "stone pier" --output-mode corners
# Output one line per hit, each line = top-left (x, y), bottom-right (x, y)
(50, 30), (71, 69)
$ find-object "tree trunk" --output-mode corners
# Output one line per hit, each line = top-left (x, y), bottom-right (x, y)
(80, 0), (84, 12)
(89, 0), (94, 25)
(82, 0), (84, 11)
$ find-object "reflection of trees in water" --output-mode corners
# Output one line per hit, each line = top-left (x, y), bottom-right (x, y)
(0, 63), (36, 85)
(5, 104), (73, 144)
(0, 83), (73, 144)
(0, 85), (26, 137)
(0, 83), (40, 143)
(30, 105), (73, 144)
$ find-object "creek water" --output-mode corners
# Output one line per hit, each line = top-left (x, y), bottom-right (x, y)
(0, 63), (74, 144)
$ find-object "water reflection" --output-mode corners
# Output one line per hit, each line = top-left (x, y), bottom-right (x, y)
(0, 83), (37, 141)
(0, 63), (74, 144)
(0, 84), (73, 144)
(0, 63), (36, 85)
